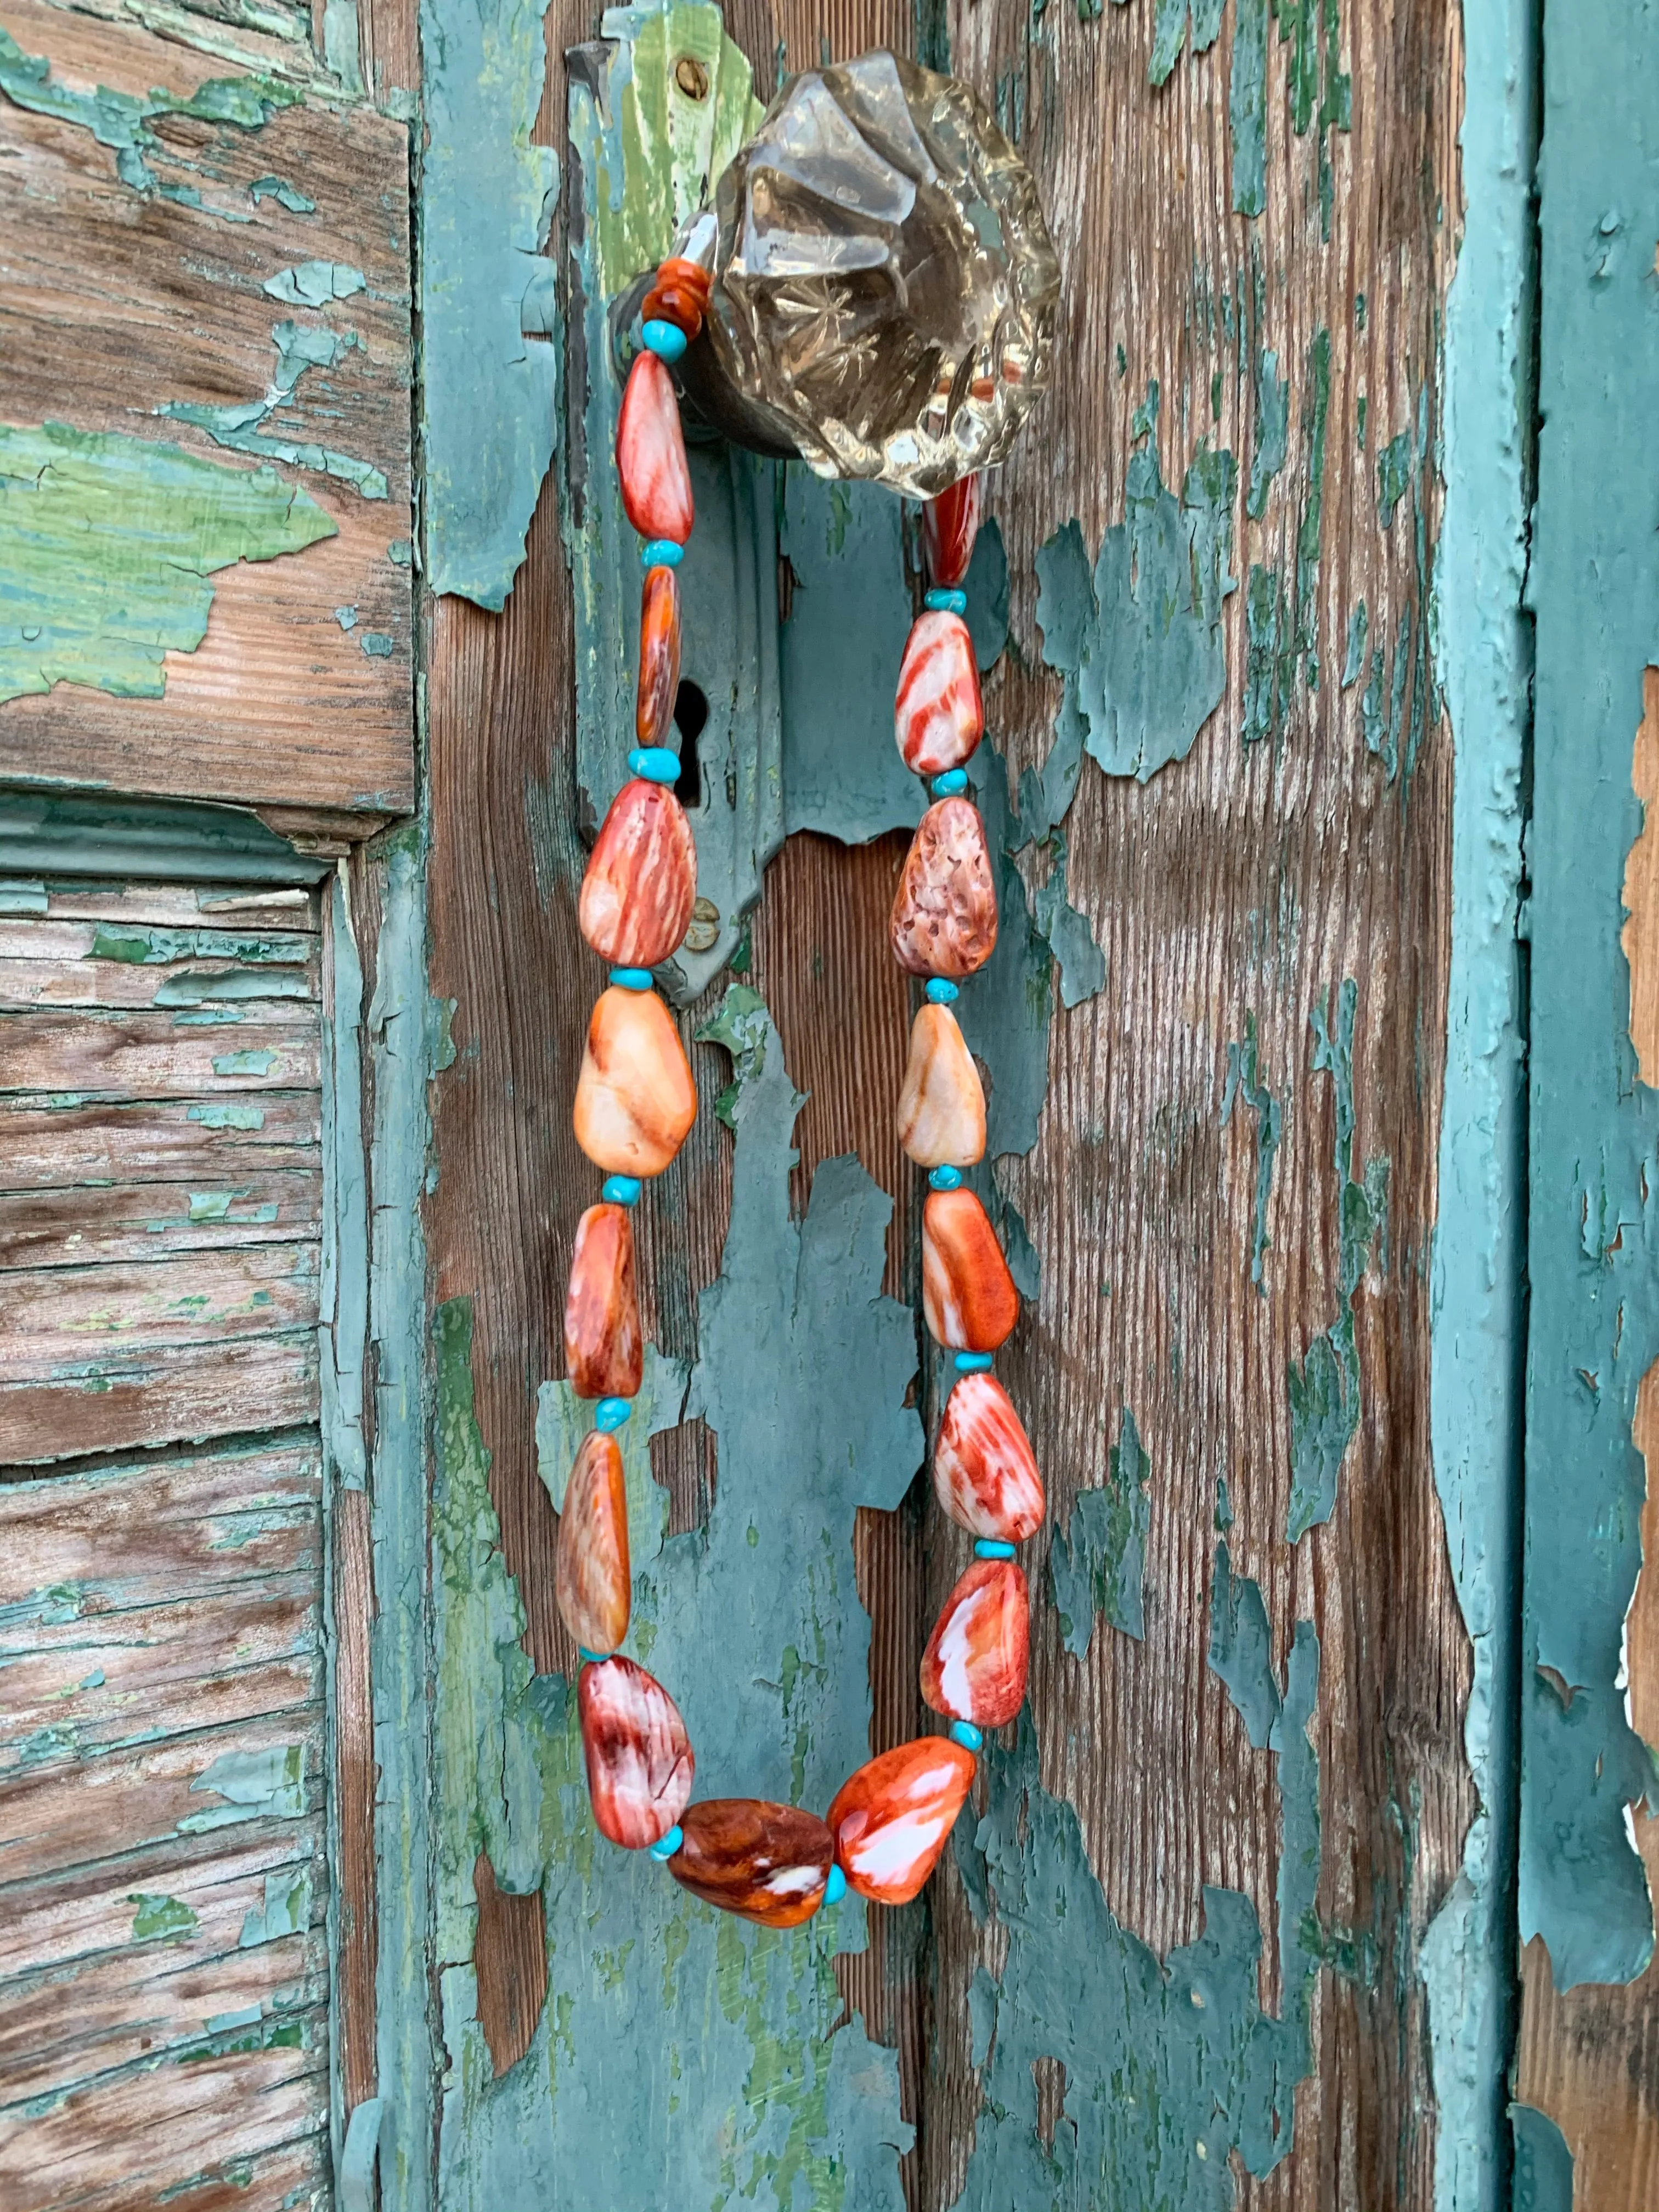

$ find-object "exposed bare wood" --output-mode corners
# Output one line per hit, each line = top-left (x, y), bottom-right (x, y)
(0, 1171), (323, 1268)
(472, 1853), (549, 2080)
(0, 1342), (319, 1465)
(1622, 668), (1659, 1086)
(0, 0), (414, 822)
(0, 1012), (321, 1098)
(332, 1483), (379, 2114)
(0, 1095), (320, 1194)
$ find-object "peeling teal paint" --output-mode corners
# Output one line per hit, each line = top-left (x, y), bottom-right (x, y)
(959, 745), (1053, 1160)
(160, 320), (390, 501)
(1209, 1543), (1282, 1746)
(240, 1867), (312, 1946)
(1148, 0), (1224, 87)
(1230, 0), (1268, 216)
(263, 261), (368, 306)
(0, 26), (301, 201)
(951, 1627), (1320, 2201)
(181, 1742), (306, 1830)
(0, 422), (335, 703)
(1510, 2106), (1573, 2211)
(1029, 830), (1105, 1009)
(1246, 347), (1288, 521)
(1222, 1012), (1282, 1292)
(129, 1892), (200, 1942)
(419, 0), (558, 605)
(1049, 1408), (1150, 1653)
(251, 174), (316, 212)
(1286, 980), (1386, 1543)
(1418, 3), (1534, 2188)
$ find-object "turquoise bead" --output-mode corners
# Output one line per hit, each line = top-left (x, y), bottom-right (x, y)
(579, 1647), (609, 1664)
(930, 769), (969, 798)
(823, 1864), (848, 1906)
(975, 1538), (1016, 1560)
(949, 1720), (984, 1753)
(641, 538), (684, 569)
(602, 1175), (642, 1205)
(955, 1351), (994, 1373)
(650, 1824), (684, 1861)
(642, 318), (687, 363)
(629, 746), (681, 784)
(925, 586), (968, 614)
(595, 1397), (631, 1432)
(929, 1165), (963, 1191)
(610, 967), (653, 991)
(925, 977), (960, 1003)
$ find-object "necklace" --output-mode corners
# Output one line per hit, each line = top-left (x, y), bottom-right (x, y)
(556, 247), (1045, 1926)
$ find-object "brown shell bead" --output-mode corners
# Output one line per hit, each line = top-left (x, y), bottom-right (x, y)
(668, 1799), (833, 1927)
(636, 565), (682, 748)
(578, 779), (697, 970)
(921, 1188), (1019, 1351)
(919, 1558), (1029, 1728)
(572, 985), (697, 1178)
(579, 1655), (694, 1849)
(889, 798), (998, 980)
(555, 1429), (631, 1655)
(564, 1202), (642, 1401)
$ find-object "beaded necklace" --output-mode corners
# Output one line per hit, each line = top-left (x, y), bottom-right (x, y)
(557, 246), (1043, 1928)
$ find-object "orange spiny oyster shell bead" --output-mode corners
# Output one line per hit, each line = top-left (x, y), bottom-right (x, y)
(896, 1002), (985, 1168)
(573, 985), (697, 1177)
(636, 564), (682, 747)
(563, 1203), (642, 1401)
(920, 1558), (1029, 1728)
(617, 349), (693, 543)
(922, 1188), (1019, 1351)
(894, 611), (983, 777)
(579, 778), (697, 970)
(579, 1655), (694, 1848)
(889, 798), (998, 980)
(922, 475), (983, 588)
(933, 1372), (1045, 1542)
(668, 1799), (832, 1927)
(556, 1429), (631, 1654)
(827, 1737), (976, 1906)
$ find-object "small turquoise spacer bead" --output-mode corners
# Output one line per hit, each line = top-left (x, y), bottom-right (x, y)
(823, 1864), (848, 1907)
(926, 976), (960, 1003)
(929, 1165), (963, 1191)
(975, 1538), (1016, 1561)
(642, 318), (688, 363)
(602, 1175), (642, 1205)
(609, 967), (653, 991)
(595, 1397), (631, 1432)
(930, 768), (969, 799)
(578, 1647), (609, 1664)
(641, 538), (684, 569)
(955, 1351), (994, 1373)
(925, 586), (968, 614)
(649, 1825), (684, 1861)
(629, 745), (681, 784)
(950, 1720), (984, 1753)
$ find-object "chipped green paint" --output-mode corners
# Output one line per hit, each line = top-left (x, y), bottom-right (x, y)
(129, 1892), (200, 1942)
(1286, 981), (1387, 1542)
(250, 173), (315, 212)
(1029, 830), (1105, 1009)
(419, 0), (558, 605)
(263, 260), (368, 305)
(960, 745), (1053, 1160)
(1222, 1012), (1282, 1291)
(1049, 1408), (1150, 1653)
(240, 1867), (312, 1946)
(1293, 328), (1332, 688)
(1247, 347), (1289, 521)
(437, 994), (918, 2208)
(1273, 0), (1351, 238)
(1341, 597), (1368, 688)
(0, 422), (334, 703)
(89, 923), (308, 966)
(180, 1742), (306, 1830)
(1209, 1543), (1282, 1747)
(1376, 430), (1413, 527)
(1230, 0), (1268, 215)
(952, 1629), (1320, 2200)
(1148, 0), (1224, 86)
(1510, 2106), (1574, 2210)
(0, 26), (300, 200)
(160, 320), (390, 501)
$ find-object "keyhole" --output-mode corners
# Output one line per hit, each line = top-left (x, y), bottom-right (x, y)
(674, 680), (708, 807)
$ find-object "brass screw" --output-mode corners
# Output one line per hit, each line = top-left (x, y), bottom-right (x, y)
(675, 55), (709, 100)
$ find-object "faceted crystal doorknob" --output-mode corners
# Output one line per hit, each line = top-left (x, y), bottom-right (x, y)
(675, 50), (1059, 495)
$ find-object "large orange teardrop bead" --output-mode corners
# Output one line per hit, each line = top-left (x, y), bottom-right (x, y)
(894, 611), (983, 777)
(579, 1655), (693, 1849)
(564, 1203), (642, 1401)
(827, 1739), (976, 1906)
(933, 1372), (1045, 1542)
(668, 1800), (833, 1927)
(923, 475), (982, 588)
(556, 1430), (631, 1655)
(573, 986), (697, 1178)
(578, 779), (697, 970)
(636, 565), (681, 747)
(889, 799), (998, 980)
(896, 1002), (985, 1168)
(617, 351), (693, 543)
(920, 1559), (1029, 1728)
(922, 1188), (1019, 1351)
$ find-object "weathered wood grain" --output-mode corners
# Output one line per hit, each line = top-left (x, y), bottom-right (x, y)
(0, 1011), (321, 1098)
(1, 1244), (320, 1376)
(21, 887), (318, 933)
(0, 1338), (319, 1464)
(0, 0), (414, 831)
(0, 1094), (320, 1194)
(332, 1480), (378, 2115)
(0, 1171), (323, 1267)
